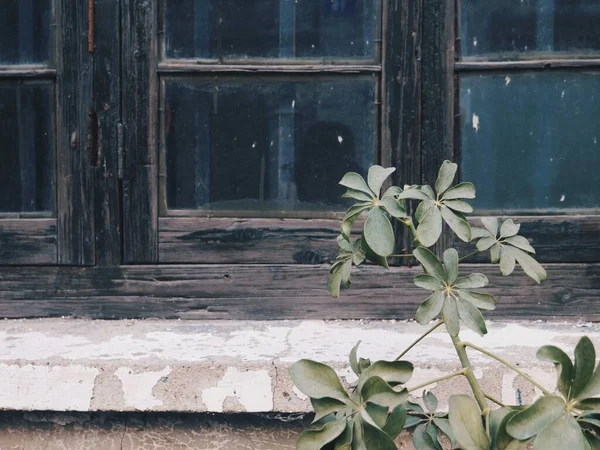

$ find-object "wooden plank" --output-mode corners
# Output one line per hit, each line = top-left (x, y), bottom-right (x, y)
(0, 263), (597, 320)
(384, 0), (423, 261)
(122, 0), (159, 263)
(56, 0), (95, 265)
(0, 67), (56, 79)
(454, 216), (600, 263)
(158, 63), (382, 74)
(456, 59), (600, 72)
(0, 219), (56, 264)
(93, 0), (121, 266)
(421, 0), (455, 255)
(159, 217), (345, 264)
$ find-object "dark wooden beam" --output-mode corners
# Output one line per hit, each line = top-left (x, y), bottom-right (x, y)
(0, 263), (597, 320)
(0, 219), (56, 264)
(456, 59), (600, 72)
(158, 63), (382, 74)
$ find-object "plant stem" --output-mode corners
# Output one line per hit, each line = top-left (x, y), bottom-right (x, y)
(462, 342), (553, 396)
(450, 334), (489, 411)
(459, 250), (480, 262)
(408, 369), (467, 393)
(484, 393), (506, 407)
(395, 320), (444, 361)
(389, 254), (414, 258)
(400, 217), (419, 243)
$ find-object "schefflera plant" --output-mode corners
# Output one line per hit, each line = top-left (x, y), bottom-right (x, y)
(291, 161), (600, 450)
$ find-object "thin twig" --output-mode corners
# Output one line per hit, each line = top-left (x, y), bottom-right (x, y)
(484, 393), (506, 407)
(408, 369), (467, 393)
(395, 320), (444, 361)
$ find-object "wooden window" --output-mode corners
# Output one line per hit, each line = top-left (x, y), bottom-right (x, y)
(453, 0), (600, 264)
(0, 0), (95, 265)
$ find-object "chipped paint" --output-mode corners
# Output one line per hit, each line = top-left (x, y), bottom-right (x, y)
(0, 364), (98, 410)
(202, 368), (273, 413)
(472, 113), (480, 132)
(115, 366), (172, 409)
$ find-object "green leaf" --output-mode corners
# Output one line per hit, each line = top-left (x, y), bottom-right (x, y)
(476, 236), (497, 252)
(426, 424), (443, 450)
(448, 395), (490, 450)
(353, 418), (366, 450)
(342, 189), (373, 202)
(505, 235), (536, 254)
(415, 199), (435, 224)
(365, 403), (390, 429)
(441, 206), (472, 242)
(492, 409), (530, 450)
(398, 186), (432, 201)
(571, 337), (596, 401)
(443, 298), (460, 336)
(337, 235), (354, 252)
(290, 360), (350, 403)
(341, 204), (371, 238)
(433, 417), (455, 445)
(334, 420), (354, 450)
(575, 360), (600, 402)
(368, 166), (396, 197)
(445, 199), (474, 213)
(340, 260), (352, 285)
(359, 357), (372, 373)
(405, 415), (426, 428)
(435, 160), (458, 195)
(480, 217), (499, 236)
(349, 341), (361, 376)
(297, 419), (348, 450)
(458, 290), (497, 311)
(454, 273), (489, 289)
(500, 219), (521, 238)
(382, 186), (403, 199)
(358, 361), (414, 392)
(421, 185), (436, 199)
(415, 291), (445, 325)
(312, 398), (349, 423)
(414, 274), (444, 291)
(362, 421), (398, 450)
(329, 268), (343, 298)
(383, 405), (407, 439)
(457, 299), (488, 336)
(339, 173), (374, 197)
(490, 243), (501, 264)
(506, 395), (566, 440)
(364, 207), (395, 257)
(361, 376), (408, 407)
(414, 247), (448, 282)
(577, 398), (600, 410)
(380, 196), (407, 219)
(510, 246), (547, 283)
(500, 246), (517, 276)
(533, 412), (587, 450)
(586, 432), (600, 450)
(441, 182), (476, 200)
(536, 346), (574, 399)
(443, 248), (459, 284)
(417, 205), (443, 247)
(413, 423), (438, 450)
(424, 391), (438, 412)
(363, 239), (390, 269)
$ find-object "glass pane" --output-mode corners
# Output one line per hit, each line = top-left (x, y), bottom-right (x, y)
(164, 0), (380, 60)
(163, 77), (377, 212)
(0, 0), (53, 64)
(461, 72), (600, 211)
(461, 0), (600, 58)
(0, 81), (55, 213)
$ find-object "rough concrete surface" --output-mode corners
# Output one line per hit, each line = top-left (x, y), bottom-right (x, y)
(0, 318), (597, 414)
(0, 412), (422, 450)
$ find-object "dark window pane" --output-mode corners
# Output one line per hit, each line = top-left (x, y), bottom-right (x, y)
(0, 0), (52, 64)
(163, 77), (377, 212)
(0, 81), (55, 213)
(460, 72), (600, 211)
(164, 0), (380, 60)
(461, 0), (600, 58)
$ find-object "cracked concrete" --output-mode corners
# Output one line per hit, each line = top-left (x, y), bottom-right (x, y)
(0, 319), (597, 413)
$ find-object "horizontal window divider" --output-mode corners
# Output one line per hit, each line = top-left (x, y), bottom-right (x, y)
(157, 62), (382, 75)
(0, 263), (597, 320)
(0, 67), (57, 79)
(455, 59), (600, 72)
(163, 209), (346, 220)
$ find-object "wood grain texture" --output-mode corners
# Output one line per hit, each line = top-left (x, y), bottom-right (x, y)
(122, 0), (159, 263)
(159, 217), (344, 264)
(455, 216), (600, 263)
(93, 0), (121, 266)
(456, 59), (600, 72)
(56, 0), (95, 265)
(0, 263), (597, 320)
(158, 63), (382, 74)
(0, 219), (56, 265)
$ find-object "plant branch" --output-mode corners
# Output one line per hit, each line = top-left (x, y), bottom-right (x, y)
(395, 320), (444, 361)
(408, 369), (467, 393)
(484, 393), (506, 407)
(400, 217), (419, 243)
(450, 334), (489, 411)
(461, 342), (553, 396)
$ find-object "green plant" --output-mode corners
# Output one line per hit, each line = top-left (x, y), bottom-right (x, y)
(290, 162), (600, 450)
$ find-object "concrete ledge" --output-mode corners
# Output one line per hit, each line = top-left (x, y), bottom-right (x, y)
(0, 319), (597, 413)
